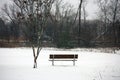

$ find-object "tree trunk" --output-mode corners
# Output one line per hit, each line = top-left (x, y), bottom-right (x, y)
(32, 46), (37, 68)
(78, 0), (83, 47)
(112, 0), (118, 47)
(32, 45), (42, 68)
(33, 57), (37, 68)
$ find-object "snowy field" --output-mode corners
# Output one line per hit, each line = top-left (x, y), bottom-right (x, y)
(0, 48), (120, 80)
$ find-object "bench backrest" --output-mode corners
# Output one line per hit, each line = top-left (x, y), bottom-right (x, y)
(50, 54), (78, 59)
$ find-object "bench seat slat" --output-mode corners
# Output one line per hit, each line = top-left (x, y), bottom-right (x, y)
(50, 54), (78, 59)
(49, 59), (77, 61)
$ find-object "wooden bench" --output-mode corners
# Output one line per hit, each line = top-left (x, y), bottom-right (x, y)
(49, 54), (78, 66)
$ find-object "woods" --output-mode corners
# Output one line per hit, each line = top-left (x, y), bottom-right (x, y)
(0, 0), (120, 48)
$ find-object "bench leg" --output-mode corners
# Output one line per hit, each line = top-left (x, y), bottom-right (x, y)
(52, 60), (54, 66)
(73, 61), (75, 66)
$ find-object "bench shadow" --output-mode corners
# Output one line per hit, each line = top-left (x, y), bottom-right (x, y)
(52, 65), (76, 67)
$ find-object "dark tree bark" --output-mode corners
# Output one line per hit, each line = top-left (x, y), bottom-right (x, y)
(112, 0), (119, 46)
(78, 0), (83, 47)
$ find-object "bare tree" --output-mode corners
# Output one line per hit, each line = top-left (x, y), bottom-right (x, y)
(96, 0), (110, 44)
(2, 0), (54, 68)
(49, 0), (75, 47)
(95, 0), (120, 46)
(78, 0), (83, 46)
(82, 0), (88, 27)
(2, 4), (20, 41)
(112, 0), (119, 46)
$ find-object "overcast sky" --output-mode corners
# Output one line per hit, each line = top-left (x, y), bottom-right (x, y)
(0, 0), (10, 7)
(65, 0), (98, 20)
(0, 0), (98, 20)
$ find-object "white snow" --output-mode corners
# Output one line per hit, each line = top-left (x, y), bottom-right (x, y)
(0, 48), (120, 80)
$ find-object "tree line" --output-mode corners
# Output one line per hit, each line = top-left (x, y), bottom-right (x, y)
(0, 0), (120, 48)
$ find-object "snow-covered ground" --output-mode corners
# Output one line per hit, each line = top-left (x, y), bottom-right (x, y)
(0, 48), (120, 80)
